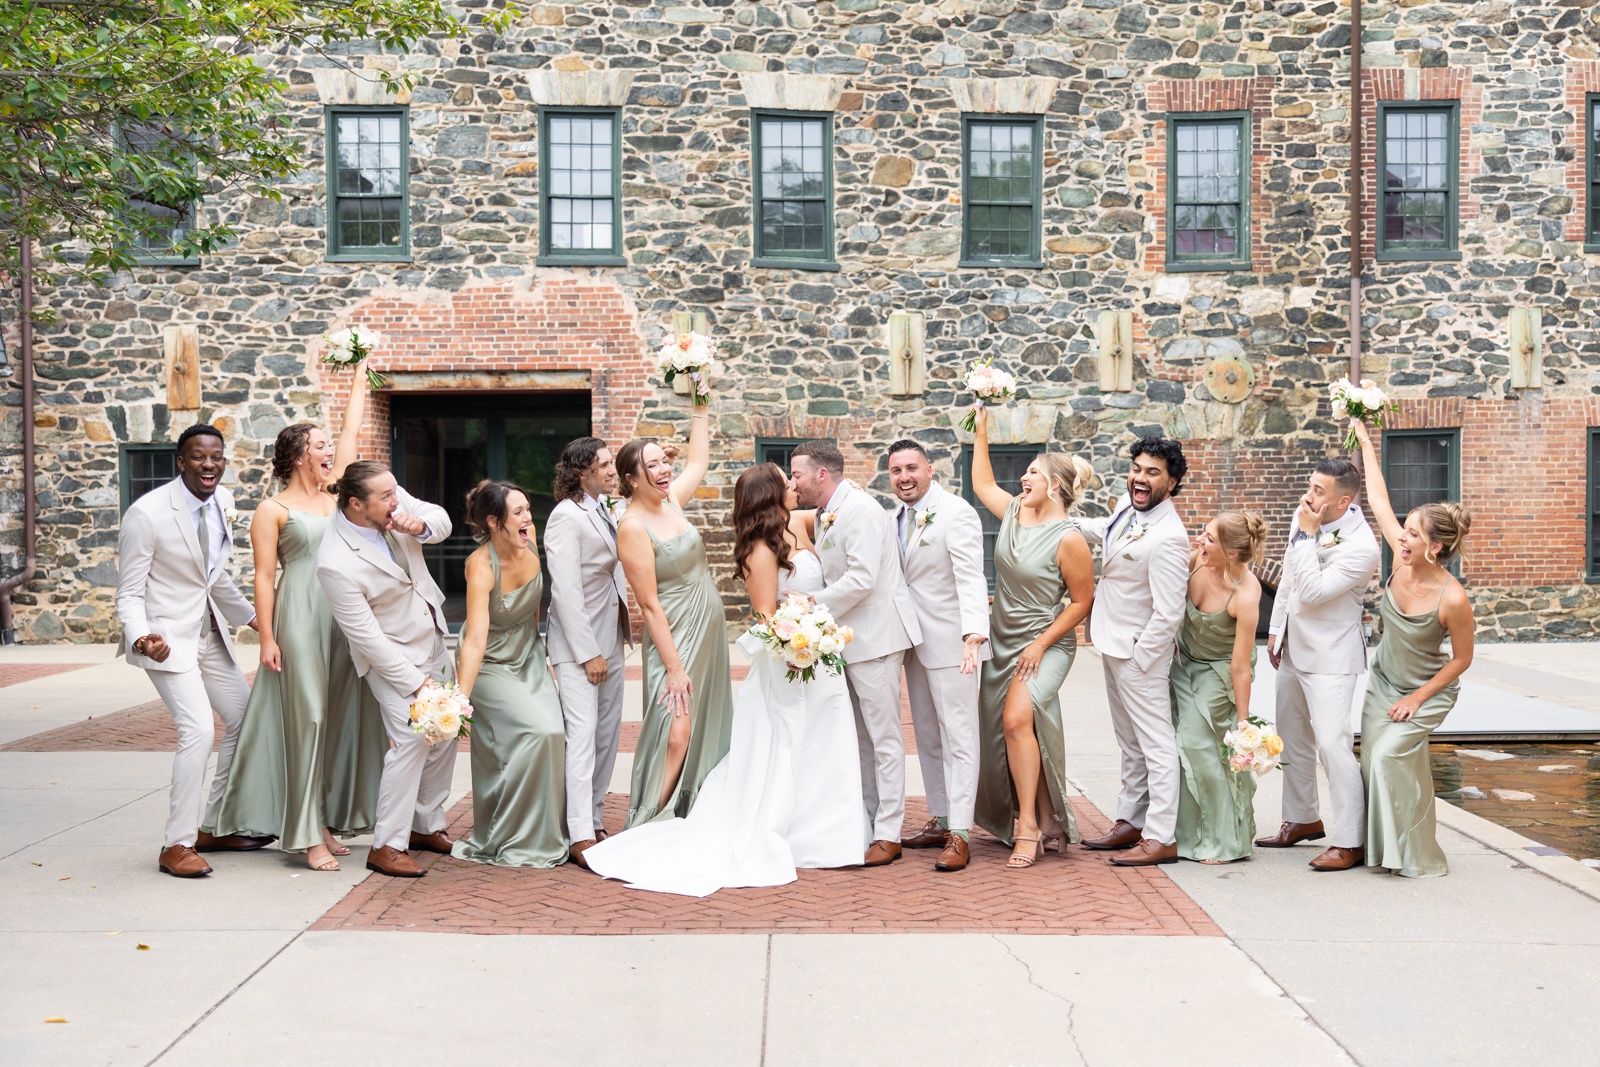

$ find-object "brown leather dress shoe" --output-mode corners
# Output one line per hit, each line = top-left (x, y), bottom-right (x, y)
(158, 844), (213, 878)
(1254, 820), (1326, 848)
(1081, 819), (1142, 851)
(409, 830), (453, 855)
(1109, 838), (1179, 866)
(934, 834), (969, 872)
(903, 817), (947, 849)
(569, 839), (597, 870)
(1309, 845), (1364, 871)
(194, 830), (274, 853)
(863, 840), (903, 866)
(366, 845), (425, 878)
(595, 827), (610, 842)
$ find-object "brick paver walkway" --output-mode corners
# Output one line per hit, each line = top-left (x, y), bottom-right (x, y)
(0, 662), (95, 688)
(314, 795), (1220, 936)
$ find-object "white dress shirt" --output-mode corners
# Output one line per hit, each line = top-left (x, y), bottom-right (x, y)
(181, 483), (228, 578)
(337, 510), (395, 560)
(897, 488), (932, 554)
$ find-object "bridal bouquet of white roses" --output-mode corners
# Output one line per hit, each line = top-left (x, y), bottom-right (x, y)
(657, 330), (719, 406)
(322, 325), (387, 389)
(1328, 377), (1397, 451)
(1223, 715), (1286, 777)
(958, 357), (1018, 432)
(409, 679), (473, 746)
(748, 593), (854, 683)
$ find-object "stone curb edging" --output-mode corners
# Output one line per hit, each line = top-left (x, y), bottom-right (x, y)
(1435, 798), (1600, 904)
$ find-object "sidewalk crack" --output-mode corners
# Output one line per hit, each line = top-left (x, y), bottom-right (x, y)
(991, 934), (1088, 1066)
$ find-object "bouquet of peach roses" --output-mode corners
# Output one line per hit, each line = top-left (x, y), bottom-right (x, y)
(958, 357), (1017, 432)
(409, 679), (474, 746)
(1223, 715), (1286, 777)
(747, 593), (853, 683)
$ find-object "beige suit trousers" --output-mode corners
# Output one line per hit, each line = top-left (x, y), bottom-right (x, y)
(846, 652), (906, 843)
(904, 649), (980, 831)
(1102, 653), (1181, 845)
(149, 629), (251, 848)
(364, 644), (457, 852)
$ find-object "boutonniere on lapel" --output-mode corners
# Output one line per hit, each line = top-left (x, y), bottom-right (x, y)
(601, 494), (626, 522)
(913, 508), (936, 544)
(1120, 520), (1149, 560)
(221, 505), (242, 538)
(1317, 530), (1343, 549)
(819, 511), (838, 550)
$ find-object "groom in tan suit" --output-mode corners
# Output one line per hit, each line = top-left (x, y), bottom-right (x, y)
(317, 461), (456, 878)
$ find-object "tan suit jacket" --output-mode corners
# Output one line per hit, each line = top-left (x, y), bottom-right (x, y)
(814, 483), (922, 663)
(544, 495), (630, 666)
(897, 482), (992, 670)
(1078, 494), (1190, 673)
(1268, 504), (1380, 676)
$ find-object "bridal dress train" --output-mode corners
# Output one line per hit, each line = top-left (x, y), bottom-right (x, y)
(585, 551), (869, 897)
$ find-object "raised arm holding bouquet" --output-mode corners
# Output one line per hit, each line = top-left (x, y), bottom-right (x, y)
(1329, 377), (1397, 450)
(958, 357), (1017, 432)
(322, 325), (387, 390)
(657, 330), (720, 406)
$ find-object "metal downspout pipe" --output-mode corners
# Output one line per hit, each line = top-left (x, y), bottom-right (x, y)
(1, 223), (39, 643)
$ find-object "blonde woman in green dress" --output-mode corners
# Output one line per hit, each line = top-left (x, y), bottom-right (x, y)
(213, 373), (385, 872)
(612, 402), (735, 828)
(451, 481), (569, 868)
(1350, 420), (1474, 877)
(969, 408), (1096, 869)
(1173, 511), (1266, 864)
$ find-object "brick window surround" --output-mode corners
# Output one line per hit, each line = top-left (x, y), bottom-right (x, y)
(1143, 77), (1274, 273)
(1360, 68), (1483, 258)
(1564, 61), (1600, 245)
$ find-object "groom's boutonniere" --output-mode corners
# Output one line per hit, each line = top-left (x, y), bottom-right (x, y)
(601, 494), (626, 521)
(1318, 530), (1343, 549)
(819, 511), (838, 550)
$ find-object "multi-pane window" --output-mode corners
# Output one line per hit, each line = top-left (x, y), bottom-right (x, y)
(1589, 430), (1600, 579)
(1381, 429), (1460, 576)
(120, 445), (179, 512)
(1167, 114), (1249, 268)
(327, 108), (409, 259)
(752, 112), (835, 268)
(1587, 95), (1600, 249)
(961, 116), (1043, 266)
(121, 123), (199, 266)
(1378, 103), (1458, 259)
(539, 109), (623, 263)
(755, 438), (808, 472)
(961, 443), (1037, 592)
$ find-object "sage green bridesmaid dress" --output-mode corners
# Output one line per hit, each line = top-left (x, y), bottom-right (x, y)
(451, 545), (569, 868)
(1171, 596), (1256, 862)
(625, 508), (735, 829)
(975, 498), (1080, 847)
(1362, 579), (1459, 878)
(212, 510), (385, 851)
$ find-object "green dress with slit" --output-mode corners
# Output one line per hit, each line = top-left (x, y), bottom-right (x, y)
(1362, 579), (1459, 878)
(975, 498), (1081, 847)
(625, 508), (735, 828)
(212, 509), (386, 851)
(1171, 596), (1257, 862)
(451, 545), (570, 868)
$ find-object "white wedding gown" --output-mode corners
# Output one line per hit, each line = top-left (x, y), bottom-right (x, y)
(584, 550), (869, 896)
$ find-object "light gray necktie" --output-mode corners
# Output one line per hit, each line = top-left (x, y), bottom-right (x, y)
(195, 503), (215, 634)
(898, 506), (910, 556)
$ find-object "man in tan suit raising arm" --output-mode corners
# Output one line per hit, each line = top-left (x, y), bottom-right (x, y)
(317, 461), (455, 878)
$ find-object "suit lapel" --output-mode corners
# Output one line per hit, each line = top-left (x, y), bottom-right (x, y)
(336, 518), (411, 585)
(585, 501), (614, 544)
(905, 483), (941, 554)
(168, 480), (209, 579)
(1105, 500), (1136, 552)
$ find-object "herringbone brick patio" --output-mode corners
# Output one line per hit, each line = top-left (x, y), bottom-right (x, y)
(0, 662), (95, 688)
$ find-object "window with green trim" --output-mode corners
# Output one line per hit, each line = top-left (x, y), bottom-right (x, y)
(326, 107), (410, 260)
(120, 123), (200, 266)
(1380, 429), (1460, 577)
(1588, 429), (1600, 579)
(1378, 103), (1459, 260)
(751, 111), (836, 269)
(120, 444), (179, 512)
(960, 443), (1037, 592)
(1166, 113), (1250, 270)
(1586, 95), (1600, 249)
(539, 108), (623, 265)
(755, 438), (808, 472)
(961, 116), (1043, 267)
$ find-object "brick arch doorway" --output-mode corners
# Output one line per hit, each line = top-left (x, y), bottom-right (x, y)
(390, 389), (591, 628)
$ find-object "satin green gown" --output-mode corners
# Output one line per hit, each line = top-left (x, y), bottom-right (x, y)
(1362, 580), (1459, 878)
(625, 509), (735, 829)
(451, 545), (570, 868)
(212, 510), (385, 851)
(975, 499), (1080, 847)
(1171, 597), (1256, 862)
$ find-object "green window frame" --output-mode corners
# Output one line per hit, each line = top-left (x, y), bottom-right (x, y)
(1586, 95), (1600, 252)
(1588, 429), (1600, 580)
(960, 115), (1044, 268)
(750, 110), (838, 271)
(1380, 428), (1460, 578)
(1376, 101), (1460, 262)
(538, 107), (625, 266)
(1165, 111), (1251, 272)
(960, 443), (1037, 593)
(119, 123), (200, 267)
(119, 444), (179, 512)
(754, 437), (808, 472)
(325, 106), (411, 261)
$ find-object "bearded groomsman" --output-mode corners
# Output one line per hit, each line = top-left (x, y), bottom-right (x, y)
(1258, 458), (1380, 872)
(791, 440), (923, 867)
(1076, 437), (1192, 866)
(887, 440), (990, 873)
(546, 436), (631, 869)
(118, 424), (269, 878)
(317, 461), (456, 878)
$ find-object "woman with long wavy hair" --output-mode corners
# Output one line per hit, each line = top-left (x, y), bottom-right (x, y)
(583, 463), (867, 895)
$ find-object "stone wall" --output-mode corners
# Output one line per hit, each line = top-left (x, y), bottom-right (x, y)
(5, 1), (1600, 642)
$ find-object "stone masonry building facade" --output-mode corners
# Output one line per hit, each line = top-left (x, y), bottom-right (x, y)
(5, 0), (1600, 642)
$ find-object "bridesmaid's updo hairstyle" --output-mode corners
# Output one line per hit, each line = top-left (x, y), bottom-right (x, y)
(1413, 502), (1472, 564)
(1215, 510), (1269, 566)
(733, 463), (794, 582)
(613, 438), (651, 499)
(270, 422), (317, 485)
(465, 479), (530, 543)
(1036, 453), (1096, 511)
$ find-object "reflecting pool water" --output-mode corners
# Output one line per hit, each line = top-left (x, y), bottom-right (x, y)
(1430, 742), (1600, 861)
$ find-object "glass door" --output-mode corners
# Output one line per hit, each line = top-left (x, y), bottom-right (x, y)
(391, 392), (591, 628)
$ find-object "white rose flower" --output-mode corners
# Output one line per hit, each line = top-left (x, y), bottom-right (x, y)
(817, 634), (840, 656)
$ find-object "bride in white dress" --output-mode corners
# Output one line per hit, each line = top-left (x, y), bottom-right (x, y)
(583, 464), (869, 896)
